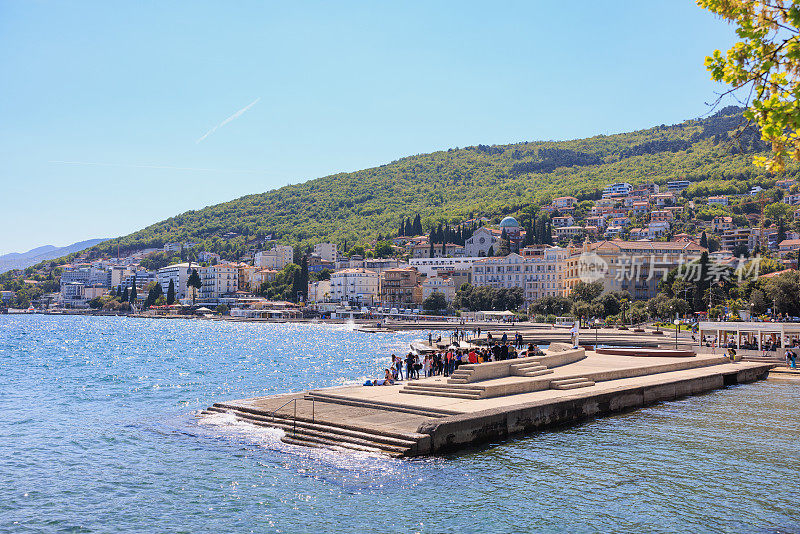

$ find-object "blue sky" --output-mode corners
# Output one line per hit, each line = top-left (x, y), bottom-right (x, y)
(0, 1), (739, 254)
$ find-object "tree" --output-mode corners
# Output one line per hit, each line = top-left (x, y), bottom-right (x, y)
(700, 231), (708, 249)
(375, 241), (393, 258)
(187, 269), (202, 306)
(215, 304), (229, 315)
(487, 245), (495, 257)
(412, 214), (423, 236)
(766, 270), (800, 315)
(167, 279), (176, 305)
(129, 277), (138, 303)
(143, 282), (163, 309)
(570, 281), (604, 303)
(121, 286), (129, 303)
(423, 291), (447, 313)
(499, 228), (510, 256)
(700, 0), (800, 171)
(529, 295), (572, 317)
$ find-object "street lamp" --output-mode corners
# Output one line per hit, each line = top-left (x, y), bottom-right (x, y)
(593, 318), (601, 347)
(674, 317), (681, 350)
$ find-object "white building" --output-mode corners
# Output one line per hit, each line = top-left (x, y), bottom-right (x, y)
(313, 243), (338, 263)
(307, 279), (332, 303)
(409, 256), (481, 277)
(199, 263), (239, 301)
(157, 263), (194, 300)
(464, 227), (499, 257)
(602, 182), (632, 198)
(421, 275), (456, 303)
(163, 242), (183, 253)
(667, 180), (690, 192)
(330, 268), (380, 304)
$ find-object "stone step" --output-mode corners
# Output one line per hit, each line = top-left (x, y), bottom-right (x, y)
(402, 384), (483, 396)
(401, 389), (481, 400)
(551, 381), (595, 390)
(205, 407), (415, 455)
(550, 377), (595, 390)
(447, 378), (469, 384)
(215, 407), (419, 449)
(522, 368), (554, 377)
(303, 392), (458, 417)
(511, 361), (545, 371)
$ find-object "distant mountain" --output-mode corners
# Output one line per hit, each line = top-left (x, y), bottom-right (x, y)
(0, 239), (108, 274)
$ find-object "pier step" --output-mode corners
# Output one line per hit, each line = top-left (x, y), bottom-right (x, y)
(521, 368), (554, 377)
(550, 377), (595, 390)
(204, 405), (419, 456)
(304, 391), (458, 417)
(400, 384), (482, 400)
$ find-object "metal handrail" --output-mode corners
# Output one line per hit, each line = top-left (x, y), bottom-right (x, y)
(268, 397), (316, 438)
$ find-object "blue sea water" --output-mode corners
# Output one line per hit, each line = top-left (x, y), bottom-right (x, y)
(1, 314), (798, 534)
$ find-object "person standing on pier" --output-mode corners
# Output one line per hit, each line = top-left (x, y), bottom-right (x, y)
(405, 352), (415, 381)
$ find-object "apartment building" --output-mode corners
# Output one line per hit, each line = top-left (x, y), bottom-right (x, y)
(380, 267), (422, 305)
(421, 276), (456, 303)
(313, 243), (338, 263)
(562, 240), (705, 300)
(156, 263), (193, 300)
(330, 268), (379, 304)
(199, 263), (239, 301)
(602, 182), (632, 198)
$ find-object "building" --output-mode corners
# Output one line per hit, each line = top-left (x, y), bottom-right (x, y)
(711, 216), (735, 233)
(719, 228), (750, 253)
(313, 243), (338, 263)
(651, 192), (675, 207)
(776, 178), (796, 190)
(602, 182), (632, 198)
(472, 253), (528, 292)
(648, 221), (670, 237)
(524, 247), (568, 303)
(199, 263), (239, 301)
(666, 180), (690, 192)
(330, 268), (380, 304)
(554, 226), (585, 241)
(380, 267), (422, 305)
(778, 239), (800, 260)
(411, 242), (463, 258)
(552, 196), (578, 211)
(562, 240), (705, 300)
(307, 253), (335, 273)
(307, 279), (332, 303)
(631, 183), (659, 196)
(254, 245), (294, 270)
(464, 226), (500, 257)
(163, 242), (183, 253)
(157, 263), (194, 300)
(783, 193), (800, 206)
(421, 276), (456, 303)
(247, 268), (278, 291)
(198, 251), (221, 263)
(708, 195), (729, 206)
(409, 256), (480, 277)
(630, 201), (649, 217)
(650, 210), (673, 223)
(552, 215), (575, 228)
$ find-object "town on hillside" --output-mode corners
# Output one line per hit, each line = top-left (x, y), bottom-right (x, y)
(3, 178), (800, 323)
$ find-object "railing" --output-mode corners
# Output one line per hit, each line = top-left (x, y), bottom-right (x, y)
(268, 397), (315, 437)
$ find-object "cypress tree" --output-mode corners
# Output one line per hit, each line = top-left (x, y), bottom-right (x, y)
(413, 214), (423, 236)
(121, 286), (129, 303)
(167, 279), (176, 305)
(129, 277), (138, 303)
(700, 231), (708, 249)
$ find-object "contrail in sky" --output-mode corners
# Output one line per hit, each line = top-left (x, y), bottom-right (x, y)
(49, 161), (263, 173)
(196, 97), (261, 144)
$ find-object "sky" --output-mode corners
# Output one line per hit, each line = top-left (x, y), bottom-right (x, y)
(0, 1), (740, 255)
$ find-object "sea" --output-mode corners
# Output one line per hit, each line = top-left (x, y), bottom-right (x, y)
(1, 315), (798, 533)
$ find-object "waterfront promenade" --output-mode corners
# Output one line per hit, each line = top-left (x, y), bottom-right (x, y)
(203, 344), (774, 457)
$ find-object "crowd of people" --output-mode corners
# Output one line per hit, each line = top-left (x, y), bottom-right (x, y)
(365, 340), (546, 386)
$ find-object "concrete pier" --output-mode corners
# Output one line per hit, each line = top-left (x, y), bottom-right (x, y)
(202, 347), (774, 457)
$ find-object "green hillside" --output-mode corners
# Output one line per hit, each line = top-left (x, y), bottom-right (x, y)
(98, 106), (792, 257)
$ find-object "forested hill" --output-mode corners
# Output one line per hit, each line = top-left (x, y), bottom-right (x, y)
(96, 106), (791, 257)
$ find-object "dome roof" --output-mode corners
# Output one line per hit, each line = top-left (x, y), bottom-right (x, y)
(499, 216), (519, 228)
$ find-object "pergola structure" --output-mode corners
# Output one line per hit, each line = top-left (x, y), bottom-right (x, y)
(698, 321), (800, 350)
